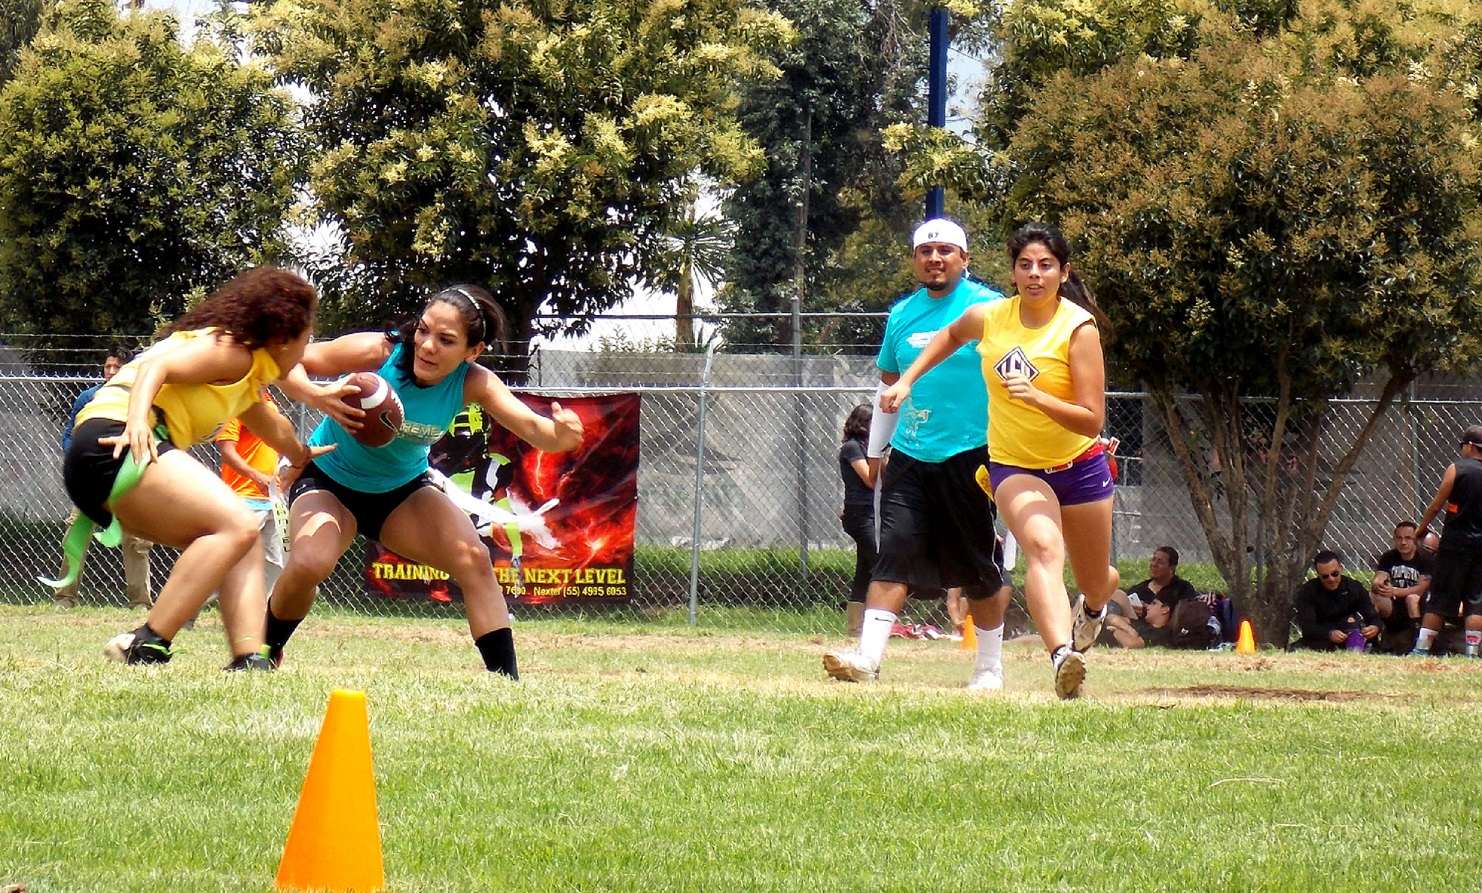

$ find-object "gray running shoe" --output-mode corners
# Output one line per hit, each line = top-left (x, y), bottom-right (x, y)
(966, 666), (1003, 691)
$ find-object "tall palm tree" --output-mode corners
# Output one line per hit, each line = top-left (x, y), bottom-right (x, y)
(658, 195), (733, 349)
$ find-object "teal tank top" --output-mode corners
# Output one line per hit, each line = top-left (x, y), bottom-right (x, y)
(309, 342), (472, 492)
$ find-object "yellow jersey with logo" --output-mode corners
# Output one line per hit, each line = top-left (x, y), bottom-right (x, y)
(76, 328), (278, 447)
(977, 296), (1097, 469)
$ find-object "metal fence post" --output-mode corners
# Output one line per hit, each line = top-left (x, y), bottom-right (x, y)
(792, 293), (809, 574)
(687, 337), (720, 626)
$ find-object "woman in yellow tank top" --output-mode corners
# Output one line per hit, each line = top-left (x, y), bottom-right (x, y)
(59, 267), (335, 670)
(882, 222), (1118, 699)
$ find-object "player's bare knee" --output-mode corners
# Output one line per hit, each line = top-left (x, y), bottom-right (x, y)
(217, 516), (260, 559)
(448, 541), (495, 584)
(1022, 535), (1066, 566)
(283, 547), (339, 586)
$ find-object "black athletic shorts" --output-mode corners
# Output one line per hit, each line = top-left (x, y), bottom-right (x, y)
(289, 461), (434, 543)
(872, 446), (1004, 599)
(1427, 548), (1482, 618)
(62, 417), (178, 527)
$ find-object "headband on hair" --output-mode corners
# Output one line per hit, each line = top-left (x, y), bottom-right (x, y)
(441, 286), (488, 345)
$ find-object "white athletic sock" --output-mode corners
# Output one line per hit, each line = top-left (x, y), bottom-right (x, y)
(1415, 627), (1439, 651)
(974, 623), (1005, 675)
(860, 608), (897, 667)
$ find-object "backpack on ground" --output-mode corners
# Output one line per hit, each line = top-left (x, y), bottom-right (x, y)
(1169, 598), (1218, 650)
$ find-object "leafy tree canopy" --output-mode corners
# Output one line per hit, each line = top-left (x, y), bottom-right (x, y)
(0, 0), (43, 85)
(251, 0), (793, 343)
(0, 0), (301, 351)
(974, 0), (1482, 640)
(719, 0), (990, 352)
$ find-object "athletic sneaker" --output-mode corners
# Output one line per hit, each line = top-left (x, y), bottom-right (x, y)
(1052, 647), (1086, 700)
(224, 649), (276, 672)
(1407, 647), (1432, 658)
(966, 666), (1003, 691)
(103, 630), (172, 665)
(1070, 594), (1106, 652)
(266, 644), (285, 669)
(823, 650), (878, 682)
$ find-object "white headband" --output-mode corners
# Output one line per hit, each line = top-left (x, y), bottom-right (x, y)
(911, 219), (968, 251)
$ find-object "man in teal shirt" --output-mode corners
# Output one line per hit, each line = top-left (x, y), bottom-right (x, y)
(825, 219), (1011, 689)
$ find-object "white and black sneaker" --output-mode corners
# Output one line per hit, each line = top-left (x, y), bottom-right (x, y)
(1070, 594), (1106, 652)
(103, 627), (172, 665)
(1051, 647), (1085, 700)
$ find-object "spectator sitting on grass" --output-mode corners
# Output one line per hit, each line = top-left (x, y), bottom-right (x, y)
(1369, 520), (1430, 654)
(1291, 550), (1380, 652)
(1119, 545), (1198, 619)
(1101, 591), (1175, 649)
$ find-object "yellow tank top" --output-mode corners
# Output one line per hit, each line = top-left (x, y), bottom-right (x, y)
(977, 296), (1098, 468)
(75, 329), (280, 447)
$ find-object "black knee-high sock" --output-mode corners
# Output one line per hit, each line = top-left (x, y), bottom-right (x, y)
(474, 628), (519, 679)
(264, 606), (302, 650)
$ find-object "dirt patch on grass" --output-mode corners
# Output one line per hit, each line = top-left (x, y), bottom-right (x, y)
(1143, 684), (1391, 702)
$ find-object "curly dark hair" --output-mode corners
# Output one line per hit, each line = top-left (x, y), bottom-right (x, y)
(161, 267), (317, 349)
(388, 284), (509, 379)
(842, 403), (871, 441)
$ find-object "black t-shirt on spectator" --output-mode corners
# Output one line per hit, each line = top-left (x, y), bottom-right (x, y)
(1127, 575), (1199, 609)
(839, 438), (873, 509)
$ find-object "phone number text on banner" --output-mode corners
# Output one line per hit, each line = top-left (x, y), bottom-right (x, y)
(363, 392), (639, 604)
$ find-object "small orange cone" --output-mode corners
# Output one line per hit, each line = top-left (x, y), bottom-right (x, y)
(1236, 620), (1257, 654)
(960, 614), (978, 650)
(276, 690), (384, 892)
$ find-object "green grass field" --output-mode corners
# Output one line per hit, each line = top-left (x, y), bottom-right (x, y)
(4, 603), (1480, 893)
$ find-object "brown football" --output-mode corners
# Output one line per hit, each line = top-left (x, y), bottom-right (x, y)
(341, 372), (403, 447)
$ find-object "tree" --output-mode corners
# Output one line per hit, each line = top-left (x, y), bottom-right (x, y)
(0, 0), (43, 86)
(0, 0), (301, 351)
(645, 185), (734, 349)
(989, 4), (1482, 643)
(250, 0), (792, 347)
(718, 0), (941, 352)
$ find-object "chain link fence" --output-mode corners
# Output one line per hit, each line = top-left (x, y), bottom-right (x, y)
(4, 321), (1481, 636)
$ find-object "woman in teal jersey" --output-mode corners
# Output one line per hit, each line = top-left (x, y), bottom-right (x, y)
(265, 285), (583, 677)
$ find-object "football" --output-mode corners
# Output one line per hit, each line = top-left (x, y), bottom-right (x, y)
(342, 372), (403, 447)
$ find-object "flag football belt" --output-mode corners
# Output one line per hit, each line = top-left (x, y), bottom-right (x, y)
(38, 428), (162, 592)
(1042, 441), (1105, 473)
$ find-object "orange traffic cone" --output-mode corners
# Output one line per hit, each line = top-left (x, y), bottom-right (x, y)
(276, 690), (384, 892)
(1236, 620), (1257, 654)
(960, 614), (978, 650)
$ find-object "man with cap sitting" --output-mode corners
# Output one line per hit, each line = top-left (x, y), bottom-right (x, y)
(1411, 425), (1482, 657)
(1100, 589), (1177, 648)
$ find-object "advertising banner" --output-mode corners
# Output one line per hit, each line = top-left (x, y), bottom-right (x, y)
(364, 392), (639, 604)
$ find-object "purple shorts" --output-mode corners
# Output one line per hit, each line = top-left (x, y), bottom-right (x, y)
(988, 452), (1114, 507)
